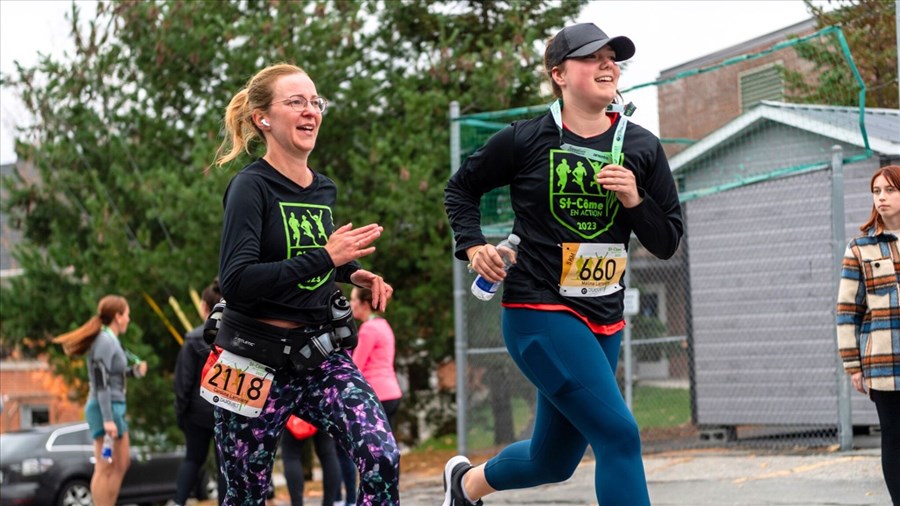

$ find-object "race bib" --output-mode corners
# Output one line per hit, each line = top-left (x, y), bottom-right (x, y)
(559, 243), (627, 297)
(199, 349), (274, 418)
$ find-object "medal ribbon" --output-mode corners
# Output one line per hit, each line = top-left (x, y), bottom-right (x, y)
(549, 99), (636, 165)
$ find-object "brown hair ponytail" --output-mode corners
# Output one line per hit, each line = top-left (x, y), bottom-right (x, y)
(53, 295), (129, 356)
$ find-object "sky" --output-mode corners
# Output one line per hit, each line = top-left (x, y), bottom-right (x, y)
(0, 0), (821, 165)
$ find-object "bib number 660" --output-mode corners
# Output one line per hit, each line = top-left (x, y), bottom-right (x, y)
(579, 257), (618, 281)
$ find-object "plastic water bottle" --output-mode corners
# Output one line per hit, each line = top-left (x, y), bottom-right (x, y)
(470, 234), (520, 301)
(102, 435), (113, 463)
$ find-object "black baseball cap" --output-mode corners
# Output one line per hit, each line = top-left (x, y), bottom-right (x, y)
(546, 23), (635, 68)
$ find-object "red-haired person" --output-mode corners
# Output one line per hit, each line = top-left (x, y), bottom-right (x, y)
(54, 295), (147, 506)
(836, 164), (900, 505)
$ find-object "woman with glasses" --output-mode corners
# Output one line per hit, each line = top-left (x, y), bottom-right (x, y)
(211, 63), (399, 505)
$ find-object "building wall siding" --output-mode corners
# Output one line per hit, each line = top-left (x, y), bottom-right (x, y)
(687, 164), (879, 426)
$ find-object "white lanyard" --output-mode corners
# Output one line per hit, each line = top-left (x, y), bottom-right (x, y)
(549, 99), (636, 165)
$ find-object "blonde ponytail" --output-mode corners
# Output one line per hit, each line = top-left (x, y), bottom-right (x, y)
(215, 89), (259, 167)
(212, 63), (308, 169)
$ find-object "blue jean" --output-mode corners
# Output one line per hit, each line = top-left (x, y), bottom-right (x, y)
(483, 308), (649, 505)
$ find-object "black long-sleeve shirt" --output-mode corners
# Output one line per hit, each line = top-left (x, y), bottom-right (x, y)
(445, 111), (683, 325)
(219, 159), (359, 325)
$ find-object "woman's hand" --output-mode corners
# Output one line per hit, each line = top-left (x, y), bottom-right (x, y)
(103, 420), (118, 439)
(467, 244), (515, 283)
(850, 372), (866, 394)
(325, 223), (383, 267)
(595, 164), (641, 208)
(134, 361), (148, 378)
(350, 269), (393, 311)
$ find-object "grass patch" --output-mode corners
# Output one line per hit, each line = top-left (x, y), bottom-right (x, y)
(413, 433), (457, 452)
(632, 385), (690, 429)
(411, 385), (690, 454)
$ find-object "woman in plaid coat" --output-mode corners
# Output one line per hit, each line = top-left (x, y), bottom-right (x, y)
(836, 164), (900, 505)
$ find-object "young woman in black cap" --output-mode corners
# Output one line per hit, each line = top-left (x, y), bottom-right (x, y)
(443, 23), (683, 506)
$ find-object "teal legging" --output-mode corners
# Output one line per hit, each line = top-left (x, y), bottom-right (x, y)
(484, 308), (650, 506)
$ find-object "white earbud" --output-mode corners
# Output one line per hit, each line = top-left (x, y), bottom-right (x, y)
(261, 119), (270, 127)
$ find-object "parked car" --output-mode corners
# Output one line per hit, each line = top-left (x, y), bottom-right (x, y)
(0, 421), (212, 506)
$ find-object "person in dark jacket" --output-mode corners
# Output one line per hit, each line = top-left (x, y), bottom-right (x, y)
(174, 279), (226, 506)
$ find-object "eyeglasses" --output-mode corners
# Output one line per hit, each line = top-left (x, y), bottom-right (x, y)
(271, 95), (329, 113)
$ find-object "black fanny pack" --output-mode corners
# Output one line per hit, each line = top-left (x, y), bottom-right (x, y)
(212, 306), (350, 373)
(214, 308), (296, 370)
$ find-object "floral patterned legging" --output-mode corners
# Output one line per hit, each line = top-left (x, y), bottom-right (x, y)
(214, 351), (400, 506)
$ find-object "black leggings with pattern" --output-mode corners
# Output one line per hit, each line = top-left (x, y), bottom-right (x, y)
(214, 351), (400, 506)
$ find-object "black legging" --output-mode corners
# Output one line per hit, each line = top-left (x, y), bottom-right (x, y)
(282, 429), (342, 506)
(175, 420), (225, 505)
(871, 389), (899, 505)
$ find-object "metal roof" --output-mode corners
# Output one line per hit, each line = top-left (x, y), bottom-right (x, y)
(670, 101), (900, 171)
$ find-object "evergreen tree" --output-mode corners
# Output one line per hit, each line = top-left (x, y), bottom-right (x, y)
(785, 0), (898, 108)
(1, 0), (585, 443)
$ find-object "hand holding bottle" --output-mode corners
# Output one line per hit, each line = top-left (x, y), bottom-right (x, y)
(470, 234), (520, 301)
(102, 434), (114, 464)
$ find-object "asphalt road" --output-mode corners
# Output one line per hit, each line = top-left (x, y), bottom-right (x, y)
(397, 448), (892, 506)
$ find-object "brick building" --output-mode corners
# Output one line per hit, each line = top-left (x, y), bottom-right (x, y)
(1, 161), (83, 432)
(657, 18), (818, 157)
(0, 358), (83, 433)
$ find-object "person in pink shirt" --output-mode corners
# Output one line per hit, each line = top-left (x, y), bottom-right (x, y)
(349, 286), (402, 426)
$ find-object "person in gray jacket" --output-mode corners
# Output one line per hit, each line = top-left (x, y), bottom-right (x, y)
(174, 279), (226, 506)
(54, 294), (147, 506)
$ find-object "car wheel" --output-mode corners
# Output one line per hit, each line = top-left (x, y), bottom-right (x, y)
(56, 479), (92, 506)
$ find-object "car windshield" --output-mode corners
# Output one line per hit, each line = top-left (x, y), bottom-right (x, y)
(0, 432), (47, 460)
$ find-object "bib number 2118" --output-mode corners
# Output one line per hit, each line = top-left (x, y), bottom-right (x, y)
(200, 349), (274, 418)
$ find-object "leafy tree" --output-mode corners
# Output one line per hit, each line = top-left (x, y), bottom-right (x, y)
(784, 0), (898, 108)
(1, 0), (585, 443)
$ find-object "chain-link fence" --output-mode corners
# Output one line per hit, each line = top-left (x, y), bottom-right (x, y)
(450, 25), (886, 455)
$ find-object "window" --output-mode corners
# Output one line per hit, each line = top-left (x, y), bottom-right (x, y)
(20, 405), (50, 428)
(739, 63), (784, 112)
(638, 283), (667, 323)
(52, 428), (92, 448)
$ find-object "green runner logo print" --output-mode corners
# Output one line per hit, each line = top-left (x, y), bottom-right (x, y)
(549, 149), (620, 239)
(280, 202), (333, 290)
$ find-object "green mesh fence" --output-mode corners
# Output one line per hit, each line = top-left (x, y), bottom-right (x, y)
(452, 25), (879, 455)
(456, 25), (871, 220)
